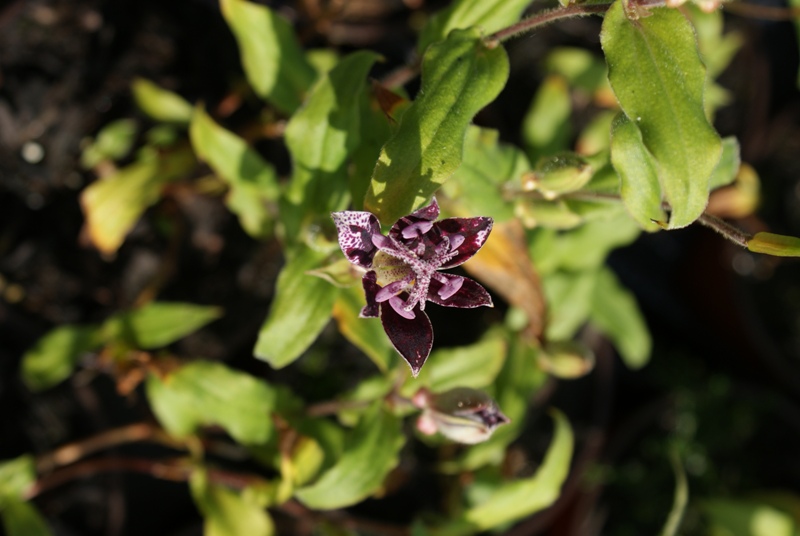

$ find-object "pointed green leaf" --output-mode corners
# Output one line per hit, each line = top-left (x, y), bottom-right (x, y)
(748, 232), (800, 257)
(21, 324), (102, 391)
(443, 126), (526, 222)
(190, 470), (274, 536)
(522, 75), (572, 164)
(601, 2), (722, 228)
(610, 112), (666, 231)
(295, 402), (404, 510)
(81, 158), (161, 254)
(283, 51), (380, 238)
(365, 28), (509, 224)
(220, 0), (315, 113)
(589, 267), (651, 369)
(254, 247), (341, 368)
(463, 410), (573, 529)
(418, 0), (530, 52)
(1, 499), (51, 536)
(147, 361), (275, 444)
(102, 302), (221, 349)
(332, 285), (393, 372)
(80, 119), (137, 169)
(132, 78), (193, 124)
(190, 106), (279, 238)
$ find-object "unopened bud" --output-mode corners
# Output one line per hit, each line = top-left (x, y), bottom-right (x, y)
(415, 387), (510, 444)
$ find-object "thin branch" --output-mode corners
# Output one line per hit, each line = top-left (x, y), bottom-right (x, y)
(725, 1), (800, 21)
(696, 212), (752, 248)
(488, 4), (611, 44)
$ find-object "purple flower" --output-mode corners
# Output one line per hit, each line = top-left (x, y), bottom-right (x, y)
(331, 198), (493, 376)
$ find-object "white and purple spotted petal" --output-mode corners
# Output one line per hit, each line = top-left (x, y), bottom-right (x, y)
(359, 271), (380, 318)
(331, 210), (382, 268)
(434, 216), (493, 269)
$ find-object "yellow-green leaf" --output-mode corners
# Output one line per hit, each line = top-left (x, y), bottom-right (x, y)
(21, 324), (101, 392)
(132, 78), (193, 124)
(418, 0), (530, 52)
(748, 232), (800, 257)
(102, 302), (221, 349)
(190, 470), (274, 536)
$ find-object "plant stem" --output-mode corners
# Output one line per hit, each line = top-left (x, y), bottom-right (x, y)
(488, 4), (611, 44)
(696, 212), (752, 248)
(725, 1), (800, 21)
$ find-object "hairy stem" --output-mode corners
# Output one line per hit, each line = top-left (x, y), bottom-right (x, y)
(488, 4), (611, 44)
(696, 212), (752, 248)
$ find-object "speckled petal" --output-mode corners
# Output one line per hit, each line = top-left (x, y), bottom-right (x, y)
(331, 210), (382, 268)
(434, 216), (493, 269)
(427, 275), (493, 309)
(359, 271), (380, 318)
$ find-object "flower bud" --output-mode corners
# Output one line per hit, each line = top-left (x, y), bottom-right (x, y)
(415, 387), (509, 444)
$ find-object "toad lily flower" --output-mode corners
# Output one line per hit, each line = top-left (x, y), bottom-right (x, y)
(331, 198), (493, 376)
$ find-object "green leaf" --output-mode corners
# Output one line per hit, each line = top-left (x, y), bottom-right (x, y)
(190, 106), (279, 238)
(80, 119), (137, 169)
(220, 0), (316, 113)
(601, 2), (722, 228)
(80, 157), (162, 254)
(254, 247), (341, 368)
(406, 329), (506, 395)
(442, 126), (526, 222)
(522, 75), (572, 164)
(589, 267), (651, 369)
(703, 499), (799, 536)
(748, 232), (800, 257)
(528, 152), (594, 199)
(0, 455), (37, 500)
(463, 410), (574, 529)
(543, 271), (597, 341)
(418, 0), (530, 52)
(102, 302), (221, 349)
(708, 137), (741, 190)
(190, 470), (274, 536)
(146, 361), (275, 444)
(132, 78), (193, 124)
(282, 51), (380, 239)
(610, 113), (666, 231)
(295, 402), (404, 509)
(332, 284), (394, 372)
(365, 28), (509, 224)
(21, 324), (101, 391)
(545, 47), (609, 95)
(1, 499), (52, 536)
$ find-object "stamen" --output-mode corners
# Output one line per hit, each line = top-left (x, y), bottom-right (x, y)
(388, 296), (415, 319)
(437, 276), (463, 300)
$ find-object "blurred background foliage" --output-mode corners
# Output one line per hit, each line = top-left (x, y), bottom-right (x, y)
(1, 0), (800, 535)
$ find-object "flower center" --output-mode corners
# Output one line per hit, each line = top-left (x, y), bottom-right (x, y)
(372, 250), (415, 287)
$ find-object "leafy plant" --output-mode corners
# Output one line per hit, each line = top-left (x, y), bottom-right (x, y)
(7, 0), (800, 534)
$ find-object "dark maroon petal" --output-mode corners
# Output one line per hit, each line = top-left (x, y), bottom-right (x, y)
(331, 210), (382, 268)
(388, 198), (441, 242)
(434, 216), (493, 269)
(360, 271), (380, 318)
(380, 301), (433, 377)
(427, 275), (493, 309)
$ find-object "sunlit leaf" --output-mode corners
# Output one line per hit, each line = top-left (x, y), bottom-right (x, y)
(442, 126), (525, 222)
(147, 361), (275, 444)
(332, 284), (394, 372)
(601, 2), (722, 228)
(190, 106), (279, 238)
(0, 455), (37, 499)
(418, 0), (530, 52)
(102, 302), (221, 349)
(589, 267), (651, 369)
(254, 247), (341, 368)
(21, 324), (101, 392)
(406, 328), (507, 395)
(282, 51), (380, 239)
(220, 0), (316, 113)
(610, 113), (666, 231)
(365, 28), (509, 224)
(463, 410), (574, 529)
(190, 470), (274, 536)
(522, 75), (572, 164)
(703, 499), (798, 536)
(295, 402), (404, 510)
(132, 78), (193, 124)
